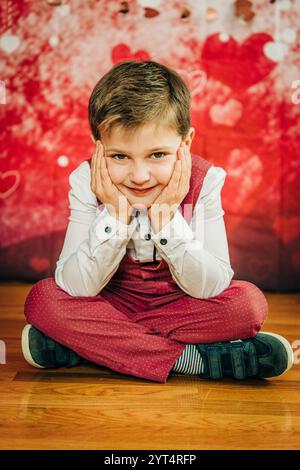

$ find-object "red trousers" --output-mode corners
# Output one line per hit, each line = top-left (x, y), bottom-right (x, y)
(24, 252), (268, 383)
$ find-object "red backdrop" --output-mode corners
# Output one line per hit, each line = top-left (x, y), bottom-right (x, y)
(0, 0), (300, 291)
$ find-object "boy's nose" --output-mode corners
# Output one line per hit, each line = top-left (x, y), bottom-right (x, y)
(130, 168), (151, 183)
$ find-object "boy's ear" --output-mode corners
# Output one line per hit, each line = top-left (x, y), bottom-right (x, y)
(185, 127), (195, 150)
(90, 133), (96, 143)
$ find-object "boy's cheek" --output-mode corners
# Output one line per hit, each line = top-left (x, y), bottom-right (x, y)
(105, 162), (123, 183)
(158, 164), (175, 184)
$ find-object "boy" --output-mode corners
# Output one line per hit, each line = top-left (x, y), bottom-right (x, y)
(22, 60), (293, 382)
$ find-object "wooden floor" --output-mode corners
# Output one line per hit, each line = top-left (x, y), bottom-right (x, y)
(0, 282), (299, 450)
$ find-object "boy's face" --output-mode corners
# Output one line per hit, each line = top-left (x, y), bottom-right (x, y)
(100, 122), (194, 210)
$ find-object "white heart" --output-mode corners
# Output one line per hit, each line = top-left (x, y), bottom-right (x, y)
(263, 41), (287, 62)
(176, 69), (207, 97)
(210, 99), (243, 126)
(0, 34), (21, 54)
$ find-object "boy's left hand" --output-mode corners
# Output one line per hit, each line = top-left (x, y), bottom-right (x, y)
(148, 142), (192, 233)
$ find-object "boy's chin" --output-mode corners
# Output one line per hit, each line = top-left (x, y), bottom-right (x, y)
(117, 185), (160, 211)
(130, 201), (151, 211)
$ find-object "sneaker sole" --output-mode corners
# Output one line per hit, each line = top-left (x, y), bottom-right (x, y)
(21, 324), (45, 369)
(262, 331), (294, 375)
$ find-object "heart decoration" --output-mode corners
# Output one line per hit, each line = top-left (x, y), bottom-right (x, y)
(0, 171), (21, 199)
(144, 8), (160, 18)
(111, 43), (150, 63)
(263, 41), (288, 62)
(207, 7), (218, 21)
(209, 98), (243, 126)
(234, 0), (255, 22)
(177, 69), (207, 97)
(201, 33), (277, 91)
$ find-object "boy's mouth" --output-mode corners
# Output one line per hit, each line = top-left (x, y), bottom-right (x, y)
(126, 186), (157, 195)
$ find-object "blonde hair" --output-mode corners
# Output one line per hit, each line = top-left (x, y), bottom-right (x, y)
(88, 60), (191, 141)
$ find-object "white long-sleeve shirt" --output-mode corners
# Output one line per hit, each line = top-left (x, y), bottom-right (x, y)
(55, 160), (234, 298)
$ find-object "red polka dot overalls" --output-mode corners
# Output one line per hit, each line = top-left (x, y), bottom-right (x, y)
(24, 154), (268, 383)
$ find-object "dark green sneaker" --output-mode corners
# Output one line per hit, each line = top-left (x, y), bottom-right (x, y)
(195, 332), (294, 380)
(21, 324), (89, 369)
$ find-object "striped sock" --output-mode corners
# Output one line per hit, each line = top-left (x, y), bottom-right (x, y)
(172, 344), (204, 375)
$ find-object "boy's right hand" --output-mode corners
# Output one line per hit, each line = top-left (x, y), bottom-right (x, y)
(90, 140), (133, 225)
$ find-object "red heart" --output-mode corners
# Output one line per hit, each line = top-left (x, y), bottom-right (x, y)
(112, 43), (150, 64)
(28, 257), (50, 273)
(0, 170), (20, 199)
(201, 33), (277, 91)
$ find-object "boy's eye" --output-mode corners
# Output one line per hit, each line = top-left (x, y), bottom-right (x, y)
(151, 152), (167, 159)
(111, 152), (167, 161)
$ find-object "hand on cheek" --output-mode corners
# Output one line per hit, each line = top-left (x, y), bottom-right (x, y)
(148, 142), (192, 233)
(90, 140), (134, 225)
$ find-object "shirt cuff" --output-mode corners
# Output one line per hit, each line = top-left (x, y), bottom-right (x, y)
(150, 209), (194, 250)
(89, 204), (138, 251)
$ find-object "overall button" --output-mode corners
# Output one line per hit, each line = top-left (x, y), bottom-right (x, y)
(160, 238), (167, 245)
(104, 226), (112, 233)
(144, 233), (151, 240)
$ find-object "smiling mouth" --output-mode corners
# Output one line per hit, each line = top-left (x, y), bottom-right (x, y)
(127, 186), (157, 195)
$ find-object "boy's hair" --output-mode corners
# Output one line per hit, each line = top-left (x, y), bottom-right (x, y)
(88, 60), (191, 141)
